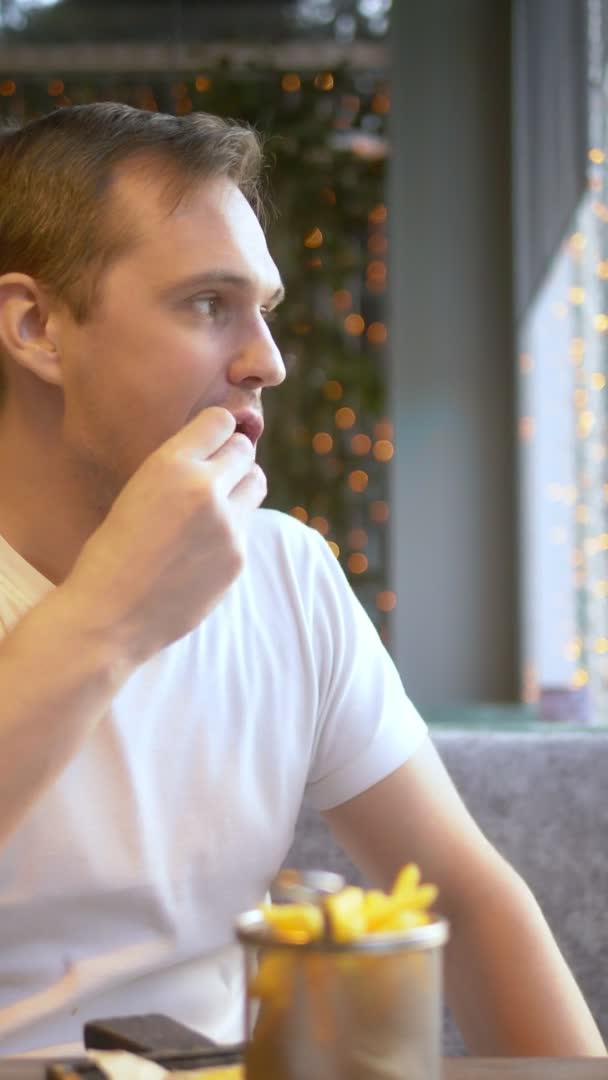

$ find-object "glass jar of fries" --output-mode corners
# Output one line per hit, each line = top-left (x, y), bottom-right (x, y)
(236, 866), (449, 1080)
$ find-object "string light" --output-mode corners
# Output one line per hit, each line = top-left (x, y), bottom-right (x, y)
(592, 313), (608, 332)
(569, 286), (585, 305)
(195, 75), (212, 91)
(348, 470), (369, 493)
(351, 433), (372, 455)
(323, 380), (343, 401)
(374, 419), (394, 440)
(519, 416), (536, 441)
(344, 313), (365, 336)
(376, 591), (397, 612)
(48, 79), (64, 96)
(591, 372), (606, 389)
(370, 500), (390, 523)
(327, 540), (340, 558)
(314, 72), (335, 91)
(368, 234), (388, 255)
(572, 668), (590, 688)
(367, 322), (388, 345)
(347, 552), (368, 574)
(290, 506), (308, 523)
(335, 407), (356, 429)
(309, 516), (329, 536)
(368, 204), (388, 225)
(0, 80), (16, 96)
(589, 147), (606, 164)
(348, 528), (368, 548)
(281, 73), (301, 92)
(312, 432), (333, 454)
(304, 227), (323, 248)
(373, 440), (394, 462)
(333, 289), (351, 311)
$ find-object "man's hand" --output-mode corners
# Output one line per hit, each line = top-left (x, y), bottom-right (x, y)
(63, 406), (266, 664)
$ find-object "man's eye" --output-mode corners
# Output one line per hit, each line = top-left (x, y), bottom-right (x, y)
(191, 296), (219, 317)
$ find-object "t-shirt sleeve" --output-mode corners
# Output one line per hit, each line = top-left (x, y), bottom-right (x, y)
(303, 527), (427, 811)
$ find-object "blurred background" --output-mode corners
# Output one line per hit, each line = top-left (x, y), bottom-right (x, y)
(1, 0), (606, 725)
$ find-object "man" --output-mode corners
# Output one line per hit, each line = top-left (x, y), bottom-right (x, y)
(0, 103), (604, 1057)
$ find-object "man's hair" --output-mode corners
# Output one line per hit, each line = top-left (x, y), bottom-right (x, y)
(0, 102), (265, 325)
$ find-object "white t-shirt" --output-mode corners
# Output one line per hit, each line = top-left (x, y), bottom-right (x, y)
(0, 509), (426, 1055)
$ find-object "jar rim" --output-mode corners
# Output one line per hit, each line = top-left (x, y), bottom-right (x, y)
(235, 909), (449, 954)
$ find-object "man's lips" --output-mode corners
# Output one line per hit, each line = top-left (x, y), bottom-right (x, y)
(231, 409), (264, 447)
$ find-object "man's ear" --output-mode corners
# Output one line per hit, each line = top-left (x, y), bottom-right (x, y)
(0, 273), (63, 387)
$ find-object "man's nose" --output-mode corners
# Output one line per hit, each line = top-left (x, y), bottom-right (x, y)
(228, 315), (286, 390)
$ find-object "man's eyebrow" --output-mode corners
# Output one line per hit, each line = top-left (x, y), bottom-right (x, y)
(163, 271), (285, 304)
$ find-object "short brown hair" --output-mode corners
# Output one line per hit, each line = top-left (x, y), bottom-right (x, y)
(0, 102), (265, 326)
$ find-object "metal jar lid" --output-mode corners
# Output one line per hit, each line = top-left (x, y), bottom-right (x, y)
(235, 907), (449, 954)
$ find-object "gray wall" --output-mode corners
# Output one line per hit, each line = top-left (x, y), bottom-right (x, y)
(387, 0), (518, 705)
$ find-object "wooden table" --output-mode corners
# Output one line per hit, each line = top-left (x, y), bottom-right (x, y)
(445, 1060), (608, 1079)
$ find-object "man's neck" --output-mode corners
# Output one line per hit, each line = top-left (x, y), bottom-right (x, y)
(0, 405), (107, 585)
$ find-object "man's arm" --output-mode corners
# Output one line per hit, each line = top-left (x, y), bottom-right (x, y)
(0, 407), (264, 849)
(323, 735), (606, 1056)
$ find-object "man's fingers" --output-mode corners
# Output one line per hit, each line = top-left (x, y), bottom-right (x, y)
(165, 406), (237, 460)
(206, 433), (257, 496)
(228, 462), (268, 513)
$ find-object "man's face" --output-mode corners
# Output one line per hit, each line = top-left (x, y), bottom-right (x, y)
(54, 168), (286, 502)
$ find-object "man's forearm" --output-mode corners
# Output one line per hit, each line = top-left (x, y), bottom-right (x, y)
(445, 859), (606, 1055)
(0, 585), (134, 849)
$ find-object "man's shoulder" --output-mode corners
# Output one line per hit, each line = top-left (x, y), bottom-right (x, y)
(248, 508), (322, 556)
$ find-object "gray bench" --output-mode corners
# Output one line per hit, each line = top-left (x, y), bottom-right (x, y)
(285, 729), (608, 1054)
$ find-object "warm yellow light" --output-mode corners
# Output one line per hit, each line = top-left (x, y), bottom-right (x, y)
(600, 533), (608, 549)
(593, 313), (608, 332)
(594, 637), (608, 653)
(344, 313), (365, 336)
(368, 234), (388, 256)
(351, 433), (372, 455)
(312, 432), (333, 454)
(565, 639), (582, 661)
(376, 591), (397, 613)
(48, 79), (64, 96)
(593, 201), (608, 222)
(367, 260), (387, 281)
(519, 416), (536, 441)
(370, 500), (390, 523)
(0, 80), (16, 96)
(314, 72), (335, 91)
(371, 93), (390, 114)
(576, 504), (590, 524)
(596, 261), (608, 279)
(347, 552), (369, 574)
(327, 540), (340, 558)
(373, 440), (395, 462)
(575, 388), (588, 408)
(368, 204), (388, 225)
(336, 407), (356, 429)
(304, 227), (323, 249)
(367, 322), (388, 345)
(290, 506), (308, 523)
(570, 337), (586, 362)
(281, 73), (301, 92)
(593, 581), (608, 599)
(591, 372), (606, 389)
(323, 380), (343, 401)
(348, 470), (369, 493)
(333, 289), (352, 311)
(589, 147), (606, 164)
(569, 232), (586, 252)
(577, 411), (595, 438)
(309, 516), (329, 536)
(569, 286), (585, 305)
(572, 668), (589, 688)
(195, 75), (212, 91)
(348, 528), (369, 549)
